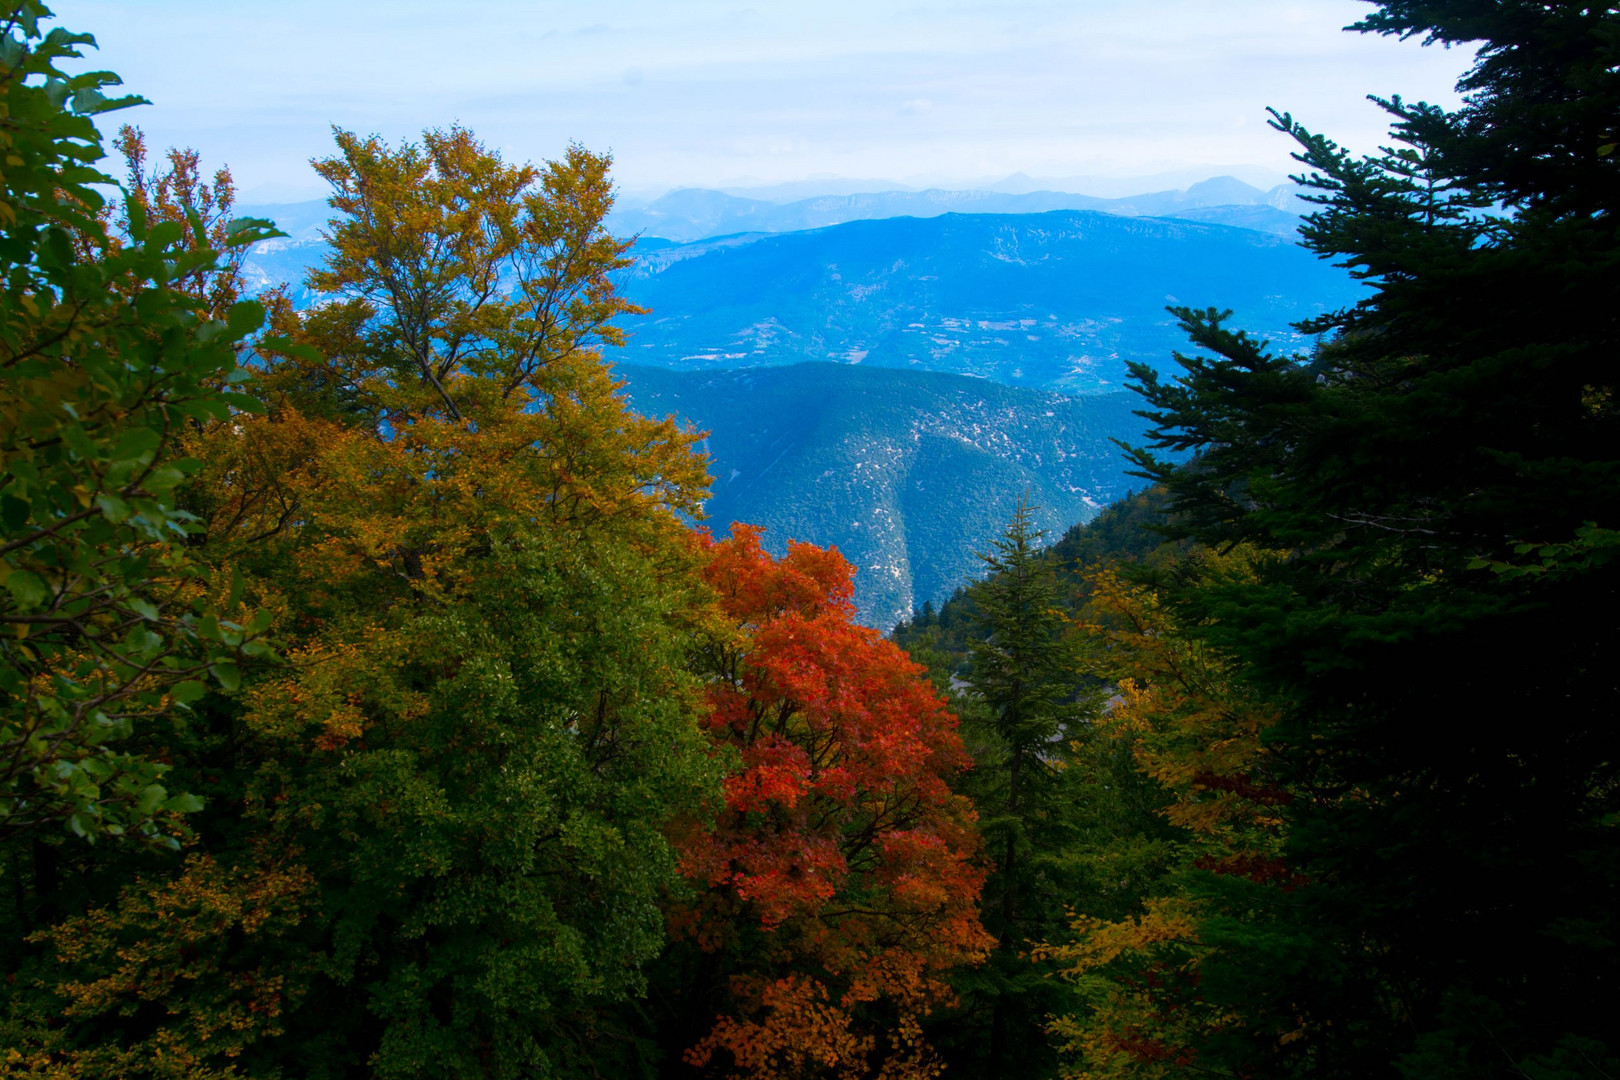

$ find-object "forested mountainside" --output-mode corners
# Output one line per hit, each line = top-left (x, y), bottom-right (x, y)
(610, 209), (1360, 392)
(891, 486), (1173, 664)
(617, 363), (1149, 628)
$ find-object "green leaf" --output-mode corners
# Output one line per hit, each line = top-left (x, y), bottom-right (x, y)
(163, 793), (205, 814)
(225, 299), (267, 338)
(95, 493), (130, 523)
(170, 679), (208, 704)
(224, 217), (287, 247)
(210, 662), (240, 692)
(5, 571), (48, 607)
(135, 784), (167, 815)
(69, 85), (107, 114)
(221, 392), (267, 414)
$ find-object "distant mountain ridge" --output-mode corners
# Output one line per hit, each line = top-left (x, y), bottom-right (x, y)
(228, 192), (1322, 626)
(235, 174), (1313, 305)
(606, 176), (1308, 241)
(615, 362), (1150, 630)
(610, 209), (1360, 393)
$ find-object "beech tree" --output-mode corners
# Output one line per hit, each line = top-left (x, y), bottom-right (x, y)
(3, 119), (724, 1079)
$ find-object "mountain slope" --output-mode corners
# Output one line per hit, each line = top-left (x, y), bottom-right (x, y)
(615, 362), (1150, 629)
(611, 209), (1361, 393)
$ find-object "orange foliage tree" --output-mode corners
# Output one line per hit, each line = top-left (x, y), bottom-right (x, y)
(674, 525), (993, 1080)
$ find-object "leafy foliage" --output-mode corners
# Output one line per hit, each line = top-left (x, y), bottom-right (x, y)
(2, 108), (723, 1080)
(6, 2), (1617, 1078)
(672, 525), (992, 1080)
(1043, 554), (1317, 1080)
(299, 125), (642, 426)
(201, 126), (719, 1080)
(0, 1), (276, 846)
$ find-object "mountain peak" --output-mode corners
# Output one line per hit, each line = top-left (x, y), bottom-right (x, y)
(1183, 175), (1267, 202)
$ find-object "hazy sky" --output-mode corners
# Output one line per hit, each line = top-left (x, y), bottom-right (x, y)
(53, 1), (1476, 202)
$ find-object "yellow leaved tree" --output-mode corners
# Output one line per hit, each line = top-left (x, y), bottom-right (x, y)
(10, 124), (726, 1080)
(1042, 551), (1306, 1079)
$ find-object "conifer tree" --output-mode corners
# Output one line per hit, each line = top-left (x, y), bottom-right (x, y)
(938, 499), (1095, 1078)
(1122, 2), (1620, 1073)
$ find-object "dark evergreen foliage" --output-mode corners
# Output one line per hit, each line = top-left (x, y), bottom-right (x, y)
(918, 502), (1092, 1080)
(1121, 2), (1620, 1073)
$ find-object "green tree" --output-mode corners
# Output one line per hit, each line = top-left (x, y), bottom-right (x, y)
(1123, 2), (1620, 1074)
(197, 126), (718, 1080)
(1045, 551), (1320, 1080)
(0, 0), (275, 847)
(933, 499), (1098, 1079)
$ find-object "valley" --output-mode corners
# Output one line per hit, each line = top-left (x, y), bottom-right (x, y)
(616, 363), (1149, 629)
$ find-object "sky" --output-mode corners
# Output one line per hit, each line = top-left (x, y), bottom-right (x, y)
(52, 0), (1477, 204)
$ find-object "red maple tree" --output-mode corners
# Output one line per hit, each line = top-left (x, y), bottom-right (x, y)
(675, 525), (992, 1080)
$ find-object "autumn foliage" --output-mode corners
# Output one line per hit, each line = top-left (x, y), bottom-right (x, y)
(1041, 555), (1299, 1079)
(12, 1), (1614, 1077)
(676, 526), (992, 1080)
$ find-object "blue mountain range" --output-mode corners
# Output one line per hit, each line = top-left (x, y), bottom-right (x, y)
(610, 209), (1360, 393)
(606, 176), (1308, 241)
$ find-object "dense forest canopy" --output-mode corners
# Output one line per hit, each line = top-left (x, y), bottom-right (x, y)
(2, 0), (1615, 1078)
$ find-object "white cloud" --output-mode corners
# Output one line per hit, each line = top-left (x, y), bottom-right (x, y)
(52, 0), (1476, 200)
